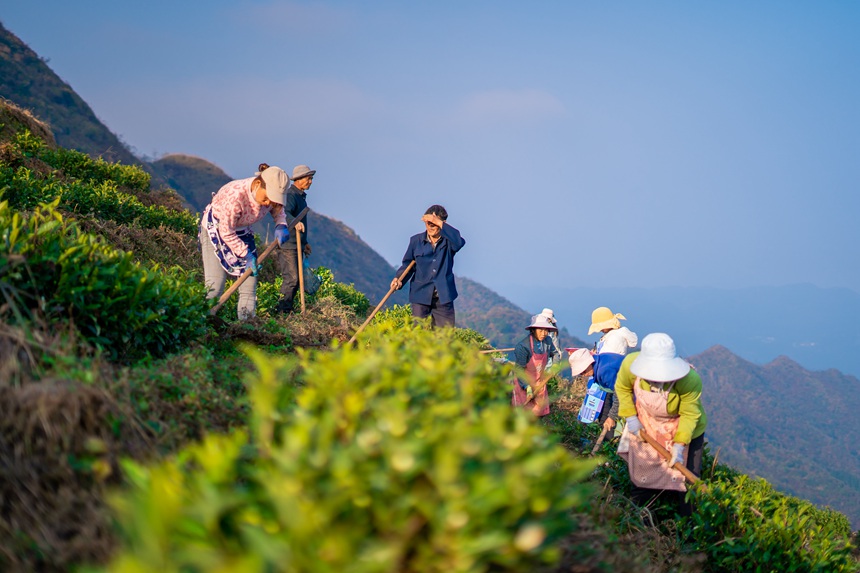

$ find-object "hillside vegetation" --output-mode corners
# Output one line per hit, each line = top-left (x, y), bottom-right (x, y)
(1, 98), (858, 572)
(0, 22), (139, 167)
(691, 345), (860, 527)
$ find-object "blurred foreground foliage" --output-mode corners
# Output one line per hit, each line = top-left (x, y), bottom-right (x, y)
(105, 320), (598, 572)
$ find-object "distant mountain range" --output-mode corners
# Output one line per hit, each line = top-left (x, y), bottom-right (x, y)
(690, 345), (860, 527)
(3, 20), (857, 528)
(508, 284), (860, 379)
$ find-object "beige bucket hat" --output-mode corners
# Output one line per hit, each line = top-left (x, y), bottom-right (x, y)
(291, 164), (316, 180)
(588, 306), (627, 335)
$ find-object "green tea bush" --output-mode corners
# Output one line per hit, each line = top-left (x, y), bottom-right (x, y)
(11, 130), (151, 192)
(0, 199), (209, 360)
(305, 266), (369, 316)
(218, 266), (370, 320)
(0, 140), (197, 232)
(685, 468), (857, 572)
(106, 324), (598, 572)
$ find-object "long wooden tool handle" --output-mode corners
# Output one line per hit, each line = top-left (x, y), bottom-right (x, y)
(209, 207), (309, 316)
(639, 430), (700, 484)
(478, 347), (516, 354)
(591, 427), (610, 455)
(347, 260), (415, 345)
(296, 230), (306, 314)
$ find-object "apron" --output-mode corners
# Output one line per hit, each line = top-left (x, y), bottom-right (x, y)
(201, 204), (257, 276)
(511, 337), (550, 417)
(618, 377), (688, 492)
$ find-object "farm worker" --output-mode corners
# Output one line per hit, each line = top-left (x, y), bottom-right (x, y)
(568, 348), (625, 432)
(200, 163), (291, 320)
(511, 314), (560, 417)
(275, 164), (316, 314)
(391, 205), (466, 328)
(539, 308), (562, 367)
(615, 333), (707, 516)
(588, 306), (638, 354)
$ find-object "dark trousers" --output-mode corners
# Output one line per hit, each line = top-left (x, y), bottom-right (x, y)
(630, 433), (705, 518)
(412, 298), (455, 328)
(275, 248), (300, 313)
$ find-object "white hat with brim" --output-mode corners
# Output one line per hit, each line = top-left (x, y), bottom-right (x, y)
(629, 333), (691, 382)
(568, 348), (594, 376)
(526, 314), (557, 331)
(540, 308), (557, 324)
(260, 166), (289, 205)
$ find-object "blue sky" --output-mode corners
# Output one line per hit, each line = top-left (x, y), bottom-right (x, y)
(4, 1), (860, 305)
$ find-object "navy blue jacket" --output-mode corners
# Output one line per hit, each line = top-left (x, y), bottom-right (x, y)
(593, 352), (625, 392)
(395, 223), (465, 305)
(282, 185), (308, 249)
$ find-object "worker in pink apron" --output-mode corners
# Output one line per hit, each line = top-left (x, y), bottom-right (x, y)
(512, 314), (560, 417)
(614, 333), (707, 516)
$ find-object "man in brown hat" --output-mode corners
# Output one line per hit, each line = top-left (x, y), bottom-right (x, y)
(275, 164), (316, 314)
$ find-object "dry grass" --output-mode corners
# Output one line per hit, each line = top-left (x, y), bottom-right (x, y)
(0, 98), (56, 148)
(76, 215), (201, 272)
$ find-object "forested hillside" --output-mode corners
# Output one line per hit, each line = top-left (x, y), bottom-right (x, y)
(0, 22), (139, 166)
(691, 345), (860, 527)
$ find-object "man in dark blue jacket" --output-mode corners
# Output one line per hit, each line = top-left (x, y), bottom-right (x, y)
(391, 205), (466, 328)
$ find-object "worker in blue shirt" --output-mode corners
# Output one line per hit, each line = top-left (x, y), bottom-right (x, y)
(391, 205), (466, 328)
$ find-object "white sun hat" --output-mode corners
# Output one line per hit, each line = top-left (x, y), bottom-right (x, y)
(568, 348), (595, 376)
(526, 314), (557, 331)
(630, 333), (691, 382)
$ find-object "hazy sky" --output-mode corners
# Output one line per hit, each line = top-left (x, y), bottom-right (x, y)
(4, 1), (860, 306)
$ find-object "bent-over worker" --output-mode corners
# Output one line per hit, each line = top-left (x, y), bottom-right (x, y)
(200, 163), (291, 320)
(615, 333), (707, 516)
(391, 205), (465, 328)
(569, 348), (625, 432)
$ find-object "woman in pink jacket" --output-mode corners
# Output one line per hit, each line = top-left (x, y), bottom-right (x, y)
(199, 163), (291, 319)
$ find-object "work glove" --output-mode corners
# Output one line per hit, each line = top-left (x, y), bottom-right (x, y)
(626, 415), (643, 437)
(669, 443), (686, 467)
(303, 243), (312, 256)
(244, 251), (259, 276)
(274, 224), (290, 246)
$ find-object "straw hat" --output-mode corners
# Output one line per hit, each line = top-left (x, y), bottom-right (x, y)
(588, 306), (627, 335)
(526, 314), (557, 331)
(568, 348), (595, 376)
(630, 333), (691, 382)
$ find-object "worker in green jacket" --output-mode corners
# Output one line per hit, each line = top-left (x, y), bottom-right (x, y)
(615, 332), (707, 516)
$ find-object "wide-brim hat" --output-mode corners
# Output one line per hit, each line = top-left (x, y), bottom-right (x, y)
(260, 166), (289, 205)
(630, 333), (691, 382)
(526, 314), (557, 331)
(588, 306), (626, 335)
(291, 164), (316, 180)
(568, 348), (595, 376)
(540, 308), (557, 325)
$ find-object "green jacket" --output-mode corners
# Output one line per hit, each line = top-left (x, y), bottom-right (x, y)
(615, 352), (707, 444)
